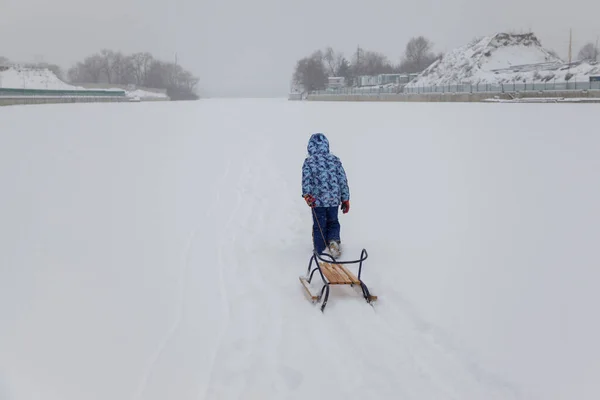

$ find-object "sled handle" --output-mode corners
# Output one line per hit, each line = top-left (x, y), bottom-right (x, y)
(314, 248), (368, 265)
(313, 248), (369, 280)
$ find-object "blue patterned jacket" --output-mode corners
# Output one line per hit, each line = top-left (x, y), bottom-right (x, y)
(302, 133), (350, 208)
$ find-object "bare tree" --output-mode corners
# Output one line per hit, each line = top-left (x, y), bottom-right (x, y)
(130, 52), (154, 86)
(400, 36), (438, 73)
(336, 57), (350, 79)
(162, 62), (182, 88)
(345, 47), (395, 84)
(145, 60), (168, 89)
(406, 37), (432, 64)
(361, 51), (395, 75)
(0, 56), (10, 66)
(68, 54), (104, 83)
(84, 55), (104, 82)
(323, 47), (346, 77)
(99, 49), (118, 83)
(109, 52), (136, 85)
(67, 65), (83, 83)
(121, 56), (138, 85)
(293, 51), (327, 92)
(578, 42), (598, 61)
(143, 59), (198, 99)
(177, 69), (199, 91)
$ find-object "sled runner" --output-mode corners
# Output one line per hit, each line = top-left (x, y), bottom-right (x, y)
(299, 249), (377, 312)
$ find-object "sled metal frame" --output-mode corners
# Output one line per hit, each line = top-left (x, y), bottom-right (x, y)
(299, 249), (377, 312)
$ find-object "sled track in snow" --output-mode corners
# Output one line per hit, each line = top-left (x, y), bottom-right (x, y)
(199, 157), (236, 400)
(131, 230), (196, 400)
(133, 158), (235, 400)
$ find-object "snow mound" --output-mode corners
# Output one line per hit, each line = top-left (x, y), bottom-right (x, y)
(408, 33), (600, 86)
(125, 89), (169, 99)
(0, 66), (85, 90)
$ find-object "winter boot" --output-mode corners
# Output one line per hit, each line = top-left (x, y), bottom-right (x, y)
(328, 240), (341, 259)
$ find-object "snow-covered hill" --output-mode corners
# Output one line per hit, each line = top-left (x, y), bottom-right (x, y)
(1, 99), (599, 400)
(0, 66), (88, 90)
(408, 33), (600, 86)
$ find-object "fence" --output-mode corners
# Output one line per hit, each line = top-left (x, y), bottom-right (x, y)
(0, 87), (126, 97)
(77, 83), (167, 96)
(310, 80), (600, 96)
(0, 96), (130, 107)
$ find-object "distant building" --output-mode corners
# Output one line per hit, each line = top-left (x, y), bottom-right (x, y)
(358, 75), (378, 87)
(356, 73), (419, 87)
(327, 77), (345, 88)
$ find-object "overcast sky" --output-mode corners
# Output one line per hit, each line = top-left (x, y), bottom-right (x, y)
(1, 0), (599, 97)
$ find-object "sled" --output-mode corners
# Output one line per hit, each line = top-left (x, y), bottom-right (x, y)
(299, 249), (377, 312)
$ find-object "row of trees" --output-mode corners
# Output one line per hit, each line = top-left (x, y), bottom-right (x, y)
(0, 51), (199, 100)
(67, 50), (199, 100)
(293, 36), (442, 92)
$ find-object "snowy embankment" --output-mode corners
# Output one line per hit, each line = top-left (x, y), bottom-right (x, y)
(0, 66), (168, 100)
(0, 66), (120, 93)
(408, 32), (600, 87)
(1, 99), (599, 400)
(484, 97), (600, 103)
(124, 89), (169, 100)
(0, 66), (89, 91)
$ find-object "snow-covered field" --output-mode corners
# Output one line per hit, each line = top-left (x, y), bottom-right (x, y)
(1, 99), (599, 400)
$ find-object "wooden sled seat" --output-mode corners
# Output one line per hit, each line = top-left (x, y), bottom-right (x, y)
(320, 262), (361, 285)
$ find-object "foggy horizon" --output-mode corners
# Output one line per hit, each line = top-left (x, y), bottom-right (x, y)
(1, 0), (599, 97)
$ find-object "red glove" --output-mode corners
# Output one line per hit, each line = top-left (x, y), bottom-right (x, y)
(303, 194), (316, 208)
(341, 200), (350, 214)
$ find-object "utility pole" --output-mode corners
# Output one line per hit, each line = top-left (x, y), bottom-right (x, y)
(355, 45), (361, 86)
(595, 36), (599, 62)
(568, 28), (572, 64)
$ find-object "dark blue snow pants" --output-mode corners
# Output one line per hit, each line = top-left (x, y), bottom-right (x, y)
(311, 206), (340, 254)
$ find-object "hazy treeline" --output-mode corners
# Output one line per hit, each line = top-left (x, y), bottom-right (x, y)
(67, 50), (199, 100)
(0, 51), (199, 100)
(293, 36), (442, 92)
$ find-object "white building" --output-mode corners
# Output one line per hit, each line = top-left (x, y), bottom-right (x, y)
(357, 73), (420, 87)
(327, 77), (345, 88)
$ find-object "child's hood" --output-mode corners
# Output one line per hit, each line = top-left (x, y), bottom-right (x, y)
(307, 133), (330, 156)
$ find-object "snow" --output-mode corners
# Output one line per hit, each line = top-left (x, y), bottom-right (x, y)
(0, 66), (86, 90)
(1, 99), (600, 400)
(482, 46), (556, 71)
(408, 33), (600, 87)
(125, 89), (169, 99)
(484, 97), (600, 103)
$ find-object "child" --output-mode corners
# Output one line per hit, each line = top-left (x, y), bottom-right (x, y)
(301, 133), (350, 257)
